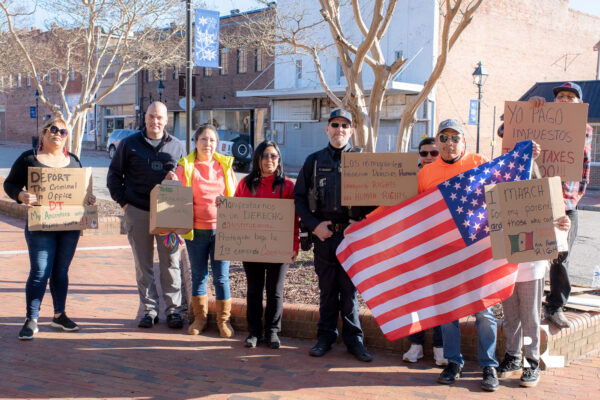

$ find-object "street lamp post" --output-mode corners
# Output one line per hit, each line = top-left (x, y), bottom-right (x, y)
(472, 61), (488, 154)
(157, 80), (165, 102)
(34, 89), (40, 134)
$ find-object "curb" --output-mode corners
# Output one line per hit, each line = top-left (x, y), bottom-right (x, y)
(201, 298), (600, 366)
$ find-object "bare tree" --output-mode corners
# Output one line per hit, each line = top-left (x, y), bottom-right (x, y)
(0, 0), (189, 156)
(397, 0), (483, 152)
(226, 0), (483, 153)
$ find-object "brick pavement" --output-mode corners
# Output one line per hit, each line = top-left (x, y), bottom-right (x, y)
(1, 213), (599, 399)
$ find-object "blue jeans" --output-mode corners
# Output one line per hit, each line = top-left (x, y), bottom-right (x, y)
(409, 325), (443, 347)
(24, 226), (80, 319)
(441, 306), (498, 368)
(185, 229), (230, 299)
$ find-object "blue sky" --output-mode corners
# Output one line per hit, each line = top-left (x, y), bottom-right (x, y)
(24, 0), (600, 30)
(569, 0), (600, 16)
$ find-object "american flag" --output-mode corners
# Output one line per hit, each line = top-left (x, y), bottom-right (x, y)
(336, 140), (533, 341)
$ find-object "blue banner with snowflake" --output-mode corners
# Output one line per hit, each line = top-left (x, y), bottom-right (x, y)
(194, 9), (220, 68)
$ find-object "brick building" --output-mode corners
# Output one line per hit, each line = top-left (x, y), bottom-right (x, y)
(437, 0), (600, 160)
(0, 32), (85, 145)
(136, 6), (275, 149)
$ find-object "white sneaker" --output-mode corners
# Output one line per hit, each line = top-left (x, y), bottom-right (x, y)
(433, 346), (448, 366)
(403, 344), (424, 363)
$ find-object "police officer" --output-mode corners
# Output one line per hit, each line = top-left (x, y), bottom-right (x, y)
(294, 109), (373, 362)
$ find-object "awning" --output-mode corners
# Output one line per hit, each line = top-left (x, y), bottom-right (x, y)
(236, 81), (424, 99)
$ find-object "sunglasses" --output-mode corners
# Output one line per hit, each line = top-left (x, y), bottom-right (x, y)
(261, 153), (280, 160)
(419, 150), (439, 157)
(330, 122), (350, 129)
(438, 133), (462, 143)
(49, 126), (69, 137)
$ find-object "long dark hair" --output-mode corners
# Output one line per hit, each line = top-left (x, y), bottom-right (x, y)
(245, 140), (286, 195)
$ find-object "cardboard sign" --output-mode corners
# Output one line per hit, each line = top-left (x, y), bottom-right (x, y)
(341, 152), (418, 206)
(485, 177), (567, 263)
(215, 196), (295, 263)
(149, 181), (194, 234)
(502, 101), (589, 181)
(28, 205), (98, 231)
(28, 167), (92, 206)
(27, 167), (95, 231)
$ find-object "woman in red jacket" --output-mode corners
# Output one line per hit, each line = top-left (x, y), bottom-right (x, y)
(234, 140), (299, 349)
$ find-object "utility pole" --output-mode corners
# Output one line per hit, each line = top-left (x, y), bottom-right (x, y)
(186, 0), (193, 153)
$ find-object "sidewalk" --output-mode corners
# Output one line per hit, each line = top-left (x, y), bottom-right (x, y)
(1, 213), (599, 399)
(578, 188), (600, 211)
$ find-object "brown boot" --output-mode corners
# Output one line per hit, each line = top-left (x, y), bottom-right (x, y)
(188, 296), (208, 335)
(216, 299), (234, 338)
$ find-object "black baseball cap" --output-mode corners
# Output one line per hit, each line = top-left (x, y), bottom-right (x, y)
(328, 108), (352, 125)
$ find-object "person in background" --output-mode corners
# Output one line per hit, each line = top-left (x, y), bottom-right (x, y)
(107, 102), (186, 329)
(4, 117), (96, 340)
(173, 124), (238, 338)
(402, 136), (447, 366)
(234, 141), (299, 349)
(527, 82), (592, 329)
(417, 137), (439, 168)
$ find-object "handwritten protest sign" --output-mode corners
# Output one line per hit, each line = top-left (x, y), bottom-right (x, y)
(215, 197), (295, 263)
(149, 181), (194, 234)
(485, 177), (567, 263)
(502, 101), (589, 181)
(28, 167), (92, 207)
(28, 205), (98, 231)
(341, 152), (418, 206)
(27, 167), (96, 231)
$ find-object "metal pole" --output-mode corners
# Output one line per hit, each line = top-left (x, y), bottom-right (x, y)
(186, 0), (193, 154)
(476, 83), (482, 153)
(491, 105), (496, 159)
(36, 97), (39, 134)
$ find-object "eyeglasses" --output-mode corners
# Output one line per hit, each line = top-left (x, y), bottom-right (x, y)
(49, 126), (69, 137)
(261, 153), (280, 160)
(330, 122), (350, 129)
(419, 150), (439, 157)
(438, 133), (462, 143)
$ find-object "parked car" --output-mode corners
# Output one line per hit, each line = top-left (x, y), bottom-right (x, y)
(106, 129), (140, 158)
(216, 129), (253, 172)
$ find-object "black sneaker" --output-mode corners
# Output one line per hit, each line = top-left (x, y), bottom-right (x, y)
(138, 314), (158, 328)
(166, 313), (183, 329)
(437, 362), (462, 385)
(51, 313), (80, 331)
(347, 342), (373, 362)
(546, 307), (570, 328)
(245, 335), (261, 348)
(309, 341), (332, 357)
(18, 318), (38, 340)
(266, 332), (281, 349)
(520, 366), (540, 387)
(497, 353), (523, 378)
(481, 366), (499, 392)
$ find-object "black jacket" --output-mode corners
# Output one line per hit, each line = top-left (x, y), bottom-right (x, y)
(107, 129), (185, 211)
(294, 143), (373, 232)
(4, 150), (82, 202)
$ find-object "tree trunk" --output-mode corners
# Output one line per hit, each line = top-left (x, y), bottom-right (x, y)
(70, 112), (88, 157)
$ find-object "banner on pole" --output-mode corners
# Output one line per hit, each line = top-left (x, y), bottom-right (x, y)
(468, 99), (478, 125)
(194, 9), (220, 68)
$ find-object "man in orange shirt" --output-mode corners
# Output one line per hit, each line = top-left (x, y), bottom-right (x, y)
(420, 119), (500, 392)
